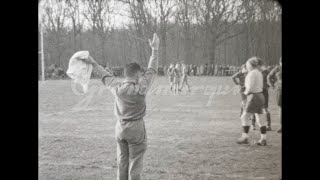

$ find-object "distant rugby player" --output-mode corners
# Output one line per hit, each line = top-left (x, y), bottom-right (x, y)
(179, 61), (191, 92)
(167, 63), (175, 92)
(231, 64), (248, 117)
(173, 63), (182, 94)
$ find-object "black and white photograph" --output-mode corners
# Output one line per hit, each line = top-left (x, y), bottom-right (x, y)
(38, 0), (282, 179)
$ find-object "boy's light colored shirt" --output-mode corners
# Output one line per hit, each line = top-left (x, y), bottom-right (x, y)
(244, 69), (263, 95)
(93, 49), (158, 121)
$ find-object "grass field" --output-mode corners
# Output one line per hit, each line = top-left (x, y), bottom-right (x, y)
(39, 76), (281, 180)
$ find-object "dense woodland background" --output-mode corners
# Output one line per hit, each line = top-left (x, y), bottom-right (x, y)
(38, 0), (281, 72)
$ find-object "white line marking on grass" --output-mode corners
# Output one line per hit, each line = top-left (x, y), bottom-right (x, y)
(39, 133), (114, 139)
(39, 161), (114, 170)
(200, 173), (272, 179)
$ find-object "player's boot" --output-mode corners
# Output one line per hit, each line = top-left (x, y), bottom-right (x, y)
(277, 127), (282, 133)
(255, 139), (267, 146)
(266, 126), (272, 131)
(251, 124), (256, 130)
(236, 137), (249, 144)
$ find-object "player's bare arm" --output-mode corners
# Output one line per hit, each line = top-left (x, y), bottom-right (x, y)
(267, 66), (277, 88)
(231, 71), (241, 85)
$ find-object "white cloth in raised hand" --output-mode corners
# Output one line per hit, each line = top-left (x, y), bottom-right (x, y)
(67, 51), (93, 93)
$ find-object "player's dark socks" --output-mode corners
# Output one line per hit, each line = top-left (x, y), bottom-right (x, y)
(251, 115), (256, 123)
(243, 126), (250, 133)
(277, 127), (282, 133)
(260, 126), (267, 134)
(266, 112), (271, 127)
(240, 107), (243, 117)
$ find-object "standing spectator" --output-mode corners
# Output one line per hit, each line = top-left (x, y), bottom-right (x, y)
(214, 64), (218, 76)
(230, 66), (234, 75)
(167, 63), (175, 91)
(206, 64), (210, 76)
(227, 65), (230, 76)
(188, 64), (192, 76)
(195, 65), (198, 76)
(163, 65), (167, 76)
(173, 63), (182, 94)
(48, 64), (57, 79)
(209, 64), (214, 76)
(57, 67), (65, 79)
(225, 65), (229, 76)
(204, 64), (208, 76)
(190, 64), (194, 76)
(53, 66), (60, 79)
(220, 65), (224, 76)
(267, 58), (282, 133)
(196, 65), (200, 76)
(158, 67), (164, 76)
(200, 64), (204, 76)
(186, 64), (190, 76)
(191, 65), (195, 76)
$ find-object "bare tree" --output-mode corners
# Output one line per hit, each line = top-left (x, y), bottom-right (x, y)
(119, 0), (155, 66)
(194, 0), (246, 65)
(152, 0), (177, 65)
(65, 0), (85, 51)
(256, 0), (281, 64)
(82, 0), (114, 64)
(40, 0), (69, 69)
(239, 0), (256, 62)
(38, 0), (281, 71)
(175, 0), (194, 64)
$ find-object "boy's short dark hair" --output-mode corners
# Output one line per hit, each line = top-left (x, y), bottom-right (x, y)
(124, 62), (142, 77)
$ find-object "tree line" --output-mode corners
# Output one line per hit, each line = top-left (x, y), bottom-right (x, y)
(38, 0), (281, 72)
